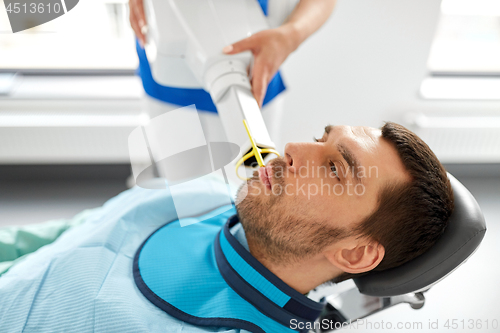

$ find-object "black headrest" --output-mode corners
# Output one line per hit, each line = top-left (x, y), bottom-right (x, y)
(354, 173), (486, 297)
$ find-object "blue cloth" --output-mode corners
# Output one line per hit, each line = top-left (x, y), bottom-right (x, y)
(230, 222), (249, 251)
(135, 0), (286, 112)
(256, 0), (268, 15)
(0, 177), (248, 333)
(134, 207), (323, 333)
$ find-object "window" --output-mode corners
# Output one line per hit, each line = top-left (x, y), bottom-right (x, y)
(421, 0), (500, 100)
(428, 0), (500, 75)
(0, 0), (138, 72)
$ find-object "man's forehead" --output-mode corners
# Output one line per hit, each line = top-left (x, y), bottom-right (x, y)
(325, 124), (380, 135)
(352, 126), (410, 184)
(325, 124), (407, 182)
(326, 125), (381, 148)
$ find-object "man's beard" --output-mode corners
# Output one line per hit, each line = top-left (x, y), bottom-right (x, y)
(235, 158), (347, 266)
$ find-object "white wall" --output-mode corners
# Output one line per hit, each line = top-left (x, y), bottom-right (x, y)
(276, 0), (500, 153)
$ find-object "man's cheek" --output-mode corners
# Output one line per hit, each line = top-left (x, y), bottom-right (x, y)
(296, 180), (306, 197)
(284, 183), (294, 196)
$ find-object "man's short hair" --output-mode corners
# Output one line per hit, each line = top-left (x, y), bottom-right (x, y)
(334, 122), (454, 283)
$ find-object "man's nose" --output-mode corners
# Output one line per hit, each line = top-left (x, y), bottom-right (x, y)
(284, 142), (319, 174)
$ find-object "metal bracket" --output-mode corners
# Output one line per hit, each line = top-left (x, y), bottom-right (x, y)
(314, 287), (426, 332)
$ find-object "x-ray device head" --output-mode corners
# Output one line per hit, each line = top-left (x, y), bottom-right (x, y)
(143, 0), (280, 178)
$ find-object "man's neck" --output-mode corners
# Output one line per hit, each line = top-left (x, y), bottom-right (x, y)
(246, 237), (342, 295)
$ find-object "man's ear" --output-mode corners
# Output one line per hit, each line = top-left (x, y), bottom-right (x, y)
(324, 238), (385, 274)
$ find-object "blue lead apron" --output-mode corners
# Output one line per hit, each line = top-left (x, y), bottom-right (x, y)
(133, 205), (324, 333)
(135, 0), (286, 112)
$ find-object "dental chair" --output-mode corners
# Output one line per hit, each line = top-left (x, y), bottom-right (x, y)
(316, 173), (487, 332)
(141, 1), (487, 330)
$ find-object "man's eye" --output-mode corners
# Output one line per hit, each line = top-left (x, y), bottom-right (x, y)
(329, 161), (339, 179)
(313, 137), (323, 142)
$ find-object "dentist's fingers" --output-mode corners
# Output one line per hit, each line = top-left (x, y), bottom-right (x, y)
(222, 35), (258, 54)
(129, 10), (142, 46)
(135, 0), (147, 33)
(129, 0), (147, 47)
(250, 57), (271, 107)
(222, 29), (287, 106)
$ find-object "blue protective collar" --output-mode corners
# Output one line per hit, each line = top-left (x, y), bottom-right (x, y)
(133, 205), (324, 333)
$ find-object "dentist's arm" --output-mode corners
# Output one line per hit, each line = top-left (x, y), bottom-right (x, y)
(223, 0), (337, 107)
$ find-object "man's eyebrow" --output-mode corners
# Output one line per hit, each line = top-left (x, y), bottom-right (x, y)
(337, 143), (362, 183)
(325, 125), (333, 135)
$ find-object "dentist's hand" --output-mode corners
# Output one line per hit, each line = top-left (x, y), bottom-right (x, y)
(129, 0), (147, 48)
(223, 24), (299, 108)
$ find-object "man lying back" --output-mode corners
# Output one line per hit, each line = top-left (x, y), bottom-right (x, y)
(0, 122), (453, 333)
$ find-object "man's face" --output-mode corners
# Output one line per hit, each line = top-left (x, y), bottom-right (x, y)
(236, 125), (410, 264)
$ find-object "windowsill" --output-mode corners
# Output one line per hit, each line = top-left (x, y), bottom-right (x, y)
(0, 74), (144, 100)
(420, 76), (500, 100)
